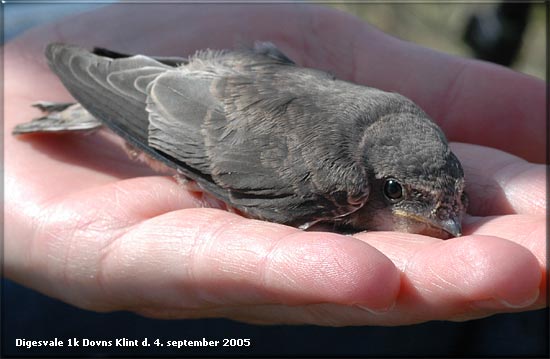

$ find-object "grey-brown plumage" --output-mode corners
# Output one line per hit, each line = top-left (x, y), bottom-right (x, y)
(13, 42), (467, 239)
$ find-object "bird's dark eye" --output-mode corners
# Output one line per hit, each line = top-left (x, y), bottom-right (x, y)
(383, 178), (403, 201)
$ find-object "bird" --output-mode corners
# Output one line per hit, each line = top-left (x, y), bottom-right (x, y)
(13, 41), (468, 239)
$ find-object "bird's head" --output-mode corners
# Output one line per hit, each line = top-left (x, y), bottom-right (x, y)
(344, 111), (468, 239)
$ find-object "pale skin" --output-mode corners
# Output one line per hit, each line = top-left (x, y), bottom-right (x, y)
(4, 4), (546, 326)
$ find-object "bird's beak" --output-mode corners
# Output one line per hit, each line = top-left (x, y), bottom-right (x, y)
(394, 210), (463, 238)
(436, 217), (462, 237)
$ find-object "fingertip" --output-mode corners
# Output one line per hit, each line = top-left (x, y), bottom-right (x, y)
(435, 235), (541, 309)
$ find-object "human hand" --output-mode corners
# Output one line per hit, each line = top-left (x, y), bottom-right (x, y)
(5, 4), (545, 325)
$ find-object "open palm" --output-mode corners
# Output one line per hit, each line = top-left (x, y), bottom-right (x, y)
(5, 4), (546, 325)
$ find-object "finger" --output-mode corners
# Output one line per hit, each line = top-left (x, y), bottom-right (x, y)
(158, 230), (543, 325)
(464, 214), (547, 311)
(353, 232), (542, 324)
(465, 214), (546, 268)
(450, 142), (546, 217)
(97, 209), (399, 312)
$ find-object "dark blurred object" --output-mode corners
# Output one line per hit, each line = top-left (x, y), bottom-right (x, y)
(463, 2), (531, 66)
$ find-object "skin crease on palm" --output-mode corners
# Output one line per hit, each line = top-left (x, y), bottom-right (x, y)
(4, 4), (546, 326)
